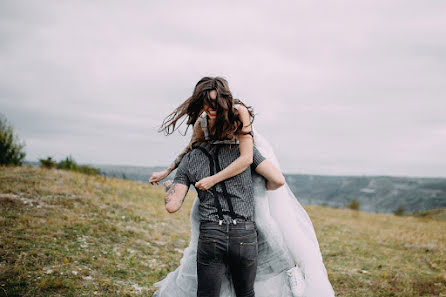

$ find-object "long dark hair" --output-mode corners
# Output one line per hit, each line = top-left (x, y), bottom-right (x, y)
(159, 77), (254, 142)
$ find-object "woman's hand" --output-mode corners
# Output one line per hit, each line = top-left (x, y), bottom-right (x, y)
(149, 170), (170, 185)
(195, 176), (217, 191)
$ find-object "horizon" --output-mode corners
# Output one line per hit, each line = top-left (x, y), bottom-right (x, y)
(23, 159), (446, 179)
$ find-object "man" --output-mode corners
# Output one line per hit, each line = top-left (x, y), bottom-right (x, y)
(163, 142), (285, 297)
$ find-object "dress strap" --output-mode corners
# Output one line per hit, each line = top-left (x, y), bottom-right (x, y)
(200, 113), (210, 141)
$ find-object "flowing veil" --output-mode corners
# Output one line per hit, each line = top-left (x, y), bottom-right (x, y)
(153, 128), (335, 297)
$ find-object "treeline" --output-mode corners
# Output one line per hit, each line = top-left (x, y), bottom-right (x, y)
(39, 156), (100, 175)
(0, 113), (100, 176)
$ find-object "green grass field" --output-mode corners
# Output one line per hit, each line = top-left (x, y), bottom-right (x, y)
(0, 166), (445, 296)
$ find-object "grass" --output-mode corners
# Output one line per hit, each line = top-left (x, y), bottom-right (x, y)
(0, 166), (445, 296)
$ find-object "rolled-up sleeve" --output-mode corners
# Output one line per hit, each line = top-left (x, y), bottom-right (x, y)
(252, 146), (266, 169)
(173, 154), (191, 187)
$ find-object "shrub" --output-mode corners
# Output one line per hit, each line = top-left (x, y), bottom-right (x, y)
(39, 156), (57, 169)
(393, 206), (406, 216)
(0, 114), (26, 166)
(57, 155), (78, 171)
(77, 164), (101, 175)
(347, 199), (360, 210)
(57, 155), (101, 176)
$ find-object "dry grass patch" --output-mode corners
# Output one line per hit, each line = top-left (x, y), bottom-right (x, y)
(0, 166), (195, 297)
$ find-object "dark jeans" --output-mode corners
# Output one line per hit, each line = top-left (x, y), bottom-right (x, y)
(197, 220), (258, 297)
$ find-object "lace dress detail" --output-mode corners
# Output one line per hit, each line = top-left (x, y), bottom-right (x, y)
(287, 266), (305, 297)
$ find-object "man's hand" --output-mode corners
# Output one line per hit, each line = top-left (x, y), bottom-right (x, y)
(149, 170), (170, 185)
(163, 180), (173, 190)
(195, 176), (217, 191)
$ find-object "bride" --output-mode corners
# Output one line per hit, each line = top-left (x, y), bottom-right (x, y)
(150, 77), (335, 297)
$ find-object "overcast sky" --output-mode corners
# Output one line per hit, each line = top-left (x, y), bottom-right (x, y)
(1, 0), (445, 177)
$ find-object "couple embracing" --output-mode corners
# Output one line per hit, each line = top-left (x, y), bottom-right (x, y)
(150, 77), (335, 297)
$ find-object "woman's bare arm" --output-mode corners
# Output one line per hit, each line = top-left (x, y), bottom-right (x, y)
(195, 105), (253, 190)
(255, 160), (286, 190)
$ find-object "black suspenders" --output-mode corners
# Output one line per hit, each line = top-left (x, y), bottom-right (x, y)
(213, 146), (238, 224)
(195, 146), (238, 225)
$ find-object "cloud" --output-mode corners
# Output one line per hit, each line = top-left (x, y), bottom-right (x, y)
(1, 0), (445, 176)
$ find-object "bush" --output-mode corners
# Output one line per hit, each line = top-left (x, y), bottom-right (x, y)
(347, 199), (360, 210)
(57, 155), (78, 171)
(393, 206), (406, 216)
(0, 114), (26, 166)
(77, 164), (101, 176)
(57, 155), (100, 176)
(39, 156), (57, 169)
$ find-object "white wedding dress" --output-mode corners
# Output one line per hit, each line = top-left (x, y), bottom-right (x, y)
(153, 127), (335, 297)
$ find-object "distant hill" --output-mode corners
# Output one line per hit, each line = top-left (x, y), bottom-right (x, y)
(24, 160), (446, 214)
(285, 174), (446, 214)
(94, 164), (171, 182)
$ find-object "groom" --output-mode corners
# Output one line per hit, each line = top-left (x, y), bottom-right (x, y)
(163, 142), (285, 297)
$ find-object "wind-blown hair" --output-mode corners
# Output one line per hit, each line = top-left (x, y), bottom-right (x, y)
(159, 77), (254, 144)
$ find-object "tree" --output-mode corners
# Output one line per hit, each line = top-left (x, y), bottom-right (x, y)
(347, 199), (360, 210)
(0, 114), (26, 166)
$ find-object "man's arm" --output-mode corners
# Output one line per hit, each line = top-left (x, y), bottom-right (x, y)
(163, 180), (189, 213)
(164, 151), (192, 213)
(255, 160), (286, 190)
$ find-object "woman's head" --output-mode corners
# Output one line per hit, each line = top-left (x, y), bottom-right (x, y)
(195, 77), (233, 121)
(202, 89), (217, 119)
(159, 76), (254, 141)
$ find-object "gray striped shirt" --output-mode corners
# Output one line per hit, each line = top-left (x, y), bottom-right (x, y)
(174, 143), (266, 223)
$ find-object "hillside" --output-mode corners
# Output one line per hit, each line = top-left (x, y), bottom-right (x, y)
(286, 174), (446, 214)
(0, 166), (445, 297)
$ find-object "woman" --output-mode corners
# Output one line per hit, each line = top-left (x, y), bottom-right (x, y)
(151, 77), (335, 297)
(149, 77), (255, 191)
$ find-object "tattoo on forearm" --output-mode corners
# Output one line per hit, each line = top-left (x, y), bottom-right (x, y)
(164, 182), (177, 205)
(165, 182), (175, 192)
